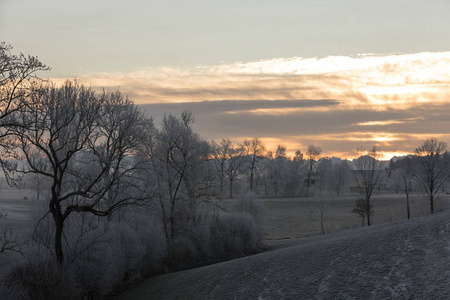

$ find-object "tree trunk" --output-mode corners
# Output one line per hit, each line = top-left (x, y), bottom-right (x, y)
(250, 156), (256, 192)
(50, 192), (65, 265)
(250, 169), (254, 192)
(430, 179), (435, 214)
(53, 213), (64, 265)
(320, 201), (325, 234)
(366, 201), (371, 226)
(305, 176), (310, 197)
(170, 199), (176, 239)
(160, 205), (170, 254)
(406, 192), (410, 219)
(220, 176), (224, 199)
(229, 177), (234, 199)
(430, 194), (434, 214)
(319, 181), (322, 197)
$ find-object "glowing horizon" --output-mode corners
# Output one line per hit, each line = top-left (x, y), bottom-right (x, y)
(48, 51), (450, 161)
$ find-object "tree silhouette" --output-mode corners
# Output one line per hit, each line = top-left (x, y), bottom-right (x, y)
(414, 138), (449, 214)
(353, 146), (384, 226)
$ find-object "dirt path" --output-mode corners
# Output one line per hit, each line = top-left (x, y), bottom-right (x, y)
(117, 210), (450, 299)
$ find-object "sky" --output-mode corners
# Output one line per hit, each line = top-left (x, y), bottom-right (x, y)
(2, 0), (450, 159)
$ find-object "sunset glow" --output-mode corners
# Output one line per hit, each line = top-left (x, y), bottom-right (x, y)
(51, 51), (450, 160)
(44, 52), (450, 159)
(5, 0), (450, 161)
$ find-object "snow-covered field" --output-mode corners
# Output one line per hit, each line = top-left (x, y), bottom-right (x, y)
(1, 190), (449, 299)
(117, 209), (450, 299)
(0, 188), (35, 230)
(229, 194), (447, 247)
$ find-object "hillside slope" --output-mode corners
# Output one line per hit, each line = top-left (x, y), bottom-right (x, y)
(117, 210), (450, 299)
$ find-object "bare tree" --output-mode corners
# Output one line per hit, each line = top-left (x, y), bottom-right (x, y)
(414, 138), (449, 214)
(291, 150), (305, 196)
(293, 150), (303, 162)
(305, 145), (322, 196)
(264, 145), (291, 197)
(275, 144), (287, 158)
(0, 43), (50, 186)
(240, 138), (266, 193)
(147, 112), (215, 264)
(352, 198), (373, 227)
(0, 42), (49, 128)
(226, 144), (243, 199)
(390, 156), (415, 219)
(4, 81), (151, 264)
(352, 146), (384, 226)
(317, 158), (332, 196)
(331, 160), (351, 196)
(0, 43), (49, 255)
(211, 139), (233, 199)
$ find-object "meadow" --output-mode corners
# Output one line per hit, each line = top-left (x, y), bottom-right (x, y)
(224, 193), (449, 248)
(1, 187), (448, 252)
(1, 186), (449, 298)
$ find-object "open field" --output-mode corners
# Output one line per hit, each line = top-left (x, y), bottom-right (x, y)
(1, 190), (449, 240)
(222, 193), (450, 248)
(1, 189), (449, 281)
(1, 189), (449, 247)
(0, 187), (36, 272)
(0, 188), (35, 230)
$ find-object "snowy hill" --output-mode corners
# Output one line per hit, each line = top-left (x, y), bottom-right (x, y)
(117, 210), (450, 299)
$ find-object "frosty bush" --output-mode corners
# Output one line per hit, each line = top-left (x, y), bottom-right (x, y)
(209, 211), (263, 260)
(233, 192), (267, 235)
(0, 207), (168, 299)
(1, 244), (77, 300)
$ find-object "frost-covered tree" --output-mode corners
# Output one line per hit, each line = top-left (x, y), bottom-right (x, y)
(147, 112), (215, 263)
(291, 150), (306, 196)
(226, 143), (244, 199)
(331, 160), (351, 196)
(317, 158), (332, 196)
(414, 138), (449, 214)
(305, 145), (322, 196)
(0, 42), (49, 257)
(265, 145), (291, 197)
(352, 198), (373, 227)
(240, 138), (266, 193)
(211, 139), (234, 199)
(0, 42), (50, 185)
(0, 42), (49, 132)
(352, 146), (384, 226)
(4, 81), (150, 264)
(389, 156), (415, 219)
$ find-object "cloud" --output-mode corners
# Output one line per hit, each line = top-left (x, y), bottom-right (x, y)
(139, 100), (450, 159)
(354, 117), (424, 127)
(50, 51), (450, 159)
(140, 99), (340, 116)
(60, 51), (450, 112)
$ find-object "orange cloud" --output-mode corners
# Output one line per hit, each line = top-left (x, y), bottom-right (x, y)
(354, 117), (423, 127)
(49, 52), (450, 161)
(51, 52), (450, 111)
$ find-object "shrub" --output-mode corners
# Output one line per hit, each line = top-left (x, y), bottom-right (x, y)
(0, 193), (267, 298)
(1, 207), (168, 299)
(233, 192), (267, 235)
(209, 211), (263, 260)
(1, 244), (77, 300)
